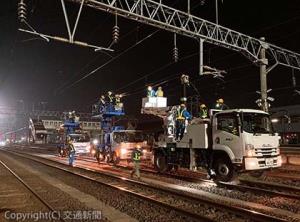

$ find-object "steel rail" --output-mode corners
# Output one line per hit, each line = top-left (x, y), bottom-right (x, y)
(2, 150), (212, 222)
(0, 159), (66, 222)
(112, 162), (300, 201)
(4, 149), (289, 222)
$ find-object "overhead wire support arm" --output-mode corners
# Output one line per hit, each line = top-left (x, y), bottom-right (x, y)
(66, 0), (300, 70)
(18, 0), (114, 52)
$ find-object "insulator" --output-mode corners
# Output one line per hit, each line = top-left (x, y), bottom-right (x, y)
(112, 25), (120, 43)
(173, 47), (179, 62)
(18, 1), (27, 23)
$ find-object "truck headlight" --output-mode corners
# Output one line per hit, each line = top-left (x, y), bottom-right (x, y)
(120, 148), (127, 155)
(245, 144), (255, 157)
(93, 139), (99, 145)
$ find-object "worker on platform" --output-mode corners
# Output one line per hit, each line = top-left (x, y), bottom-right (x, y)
(215, 98), (229, 110)
(115, 94), (124, 111)
(106, 91), (115, 112)
(107, 91), (115, 104)
(130, 145), (143, 179)
(155, 86), (164, 97)
(67, 136), (76, 167)
(175, 104), (192, 141)
(199, 104), (208, 119)
(147, 86), (155, 97)
(99, 95), (106, 106)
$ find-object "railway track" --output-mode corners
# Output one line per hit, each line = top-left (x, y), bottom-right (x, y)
(3, 149), (292, 222)
(83, 157), (300, 201)
(10, 145), (300, 201)
(0, 158), (65, 222)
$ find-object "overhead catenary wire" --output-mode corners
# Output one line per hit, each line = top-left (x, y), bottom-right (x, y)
(55, 26), (144, 93)
(58, 30), (159, 93)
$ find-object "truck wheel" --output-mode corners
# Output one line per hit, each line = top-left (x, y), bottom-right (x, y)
(105, 154), (111, 163)
(214, 157), (236, 182)
(112, 152), (120, 165)
(154, 153), (168, 173)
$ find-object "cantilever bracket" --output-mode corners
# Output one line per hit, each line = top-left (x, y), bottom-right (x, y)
(18, 0), (114, 52)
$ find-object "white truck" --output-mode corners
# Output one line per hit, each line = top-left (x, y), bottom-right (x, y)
(92, 130), (152, 164)
(143, 98), (282, 182)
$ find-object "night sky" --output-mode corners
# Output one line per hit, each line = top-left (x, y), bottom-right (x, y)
(1, 0), (300, 115)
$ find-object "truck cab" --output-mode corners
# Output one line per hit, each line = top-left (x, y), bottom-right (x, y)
(68, 133), (91, 155)
(105, 130), (151, 164)
(212, 109), (281, 180)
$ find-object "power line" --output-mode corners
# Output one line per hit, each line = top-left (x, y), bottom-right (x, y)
(58, 30), (159, 93)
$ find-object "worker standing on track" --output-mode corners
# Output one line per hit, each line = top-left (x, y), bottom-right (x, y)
(67, 137), (76, 166)
(130, 145), (143, 180)
(175, 104), (192, 141)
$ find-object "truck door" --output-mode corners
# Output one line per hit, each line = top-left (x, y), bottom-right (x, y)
(213, 113), (243, 161)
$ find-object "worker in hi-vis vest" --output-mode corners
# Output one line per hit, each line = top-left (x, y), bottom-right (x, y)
(130, 145), (143, 179)
(176, 104), (192, 141)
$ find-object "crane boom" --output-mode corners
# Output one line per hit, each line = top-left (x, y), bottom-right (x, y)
(66, 0), (300, 70)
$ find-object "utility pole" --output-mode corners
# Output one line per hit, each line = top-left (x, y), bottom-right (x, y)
(259, 37), (269, 112)
(187, 0), (190, 14)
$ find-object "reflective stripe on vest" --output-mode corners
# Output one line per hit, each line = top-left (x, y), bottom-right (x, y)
(201, 109), (208, 118)
(133, 152), (141, 161)
(177, 109), (185, 120)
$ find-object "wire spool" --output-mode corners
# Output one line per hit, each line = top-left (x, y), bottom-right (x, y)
(18, 1), (27, 23)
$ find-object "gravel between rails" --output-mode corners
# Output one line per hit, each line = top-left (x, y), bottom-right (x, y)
(2, 150), (215, 222)
(89, 160), (300, 216)
(7, 147), (300, 221)
(5, 149), (263, 222)
(5, 149), (298, 221)
(0, 159), (48, 216)
(0, 152), (106, 222)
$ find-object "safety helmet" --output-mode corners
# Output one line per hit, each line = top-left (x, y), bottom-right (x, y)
(101, 95), (105, 99)
(217, 98), (224, 104)
(108, 91), (112, 95)
(200, 104), (206, 108)
(147, 86), (152, 90)
(158, 86), (162, 90)
(136, 144), (141, 149)
(180, 103), (186, 107)
(67, 136), (72, 143)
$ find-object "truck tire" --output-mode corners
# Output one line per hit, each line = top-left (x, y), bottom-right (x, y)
(213, 157), (236, 182)
(112, 152), (120, 165)
(105, 154), (111, 163)
(154, 152), (168, 173)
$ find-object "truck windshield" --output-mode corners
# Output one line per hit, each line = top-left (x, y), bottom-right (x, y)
(242, 113), (273, 134)
(113, 131), (145, 143)
(70, 134), (90, 142)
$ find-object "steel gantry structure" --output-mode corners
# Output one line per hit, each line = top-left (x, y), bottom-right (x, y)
(19, 0), (300, 111)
